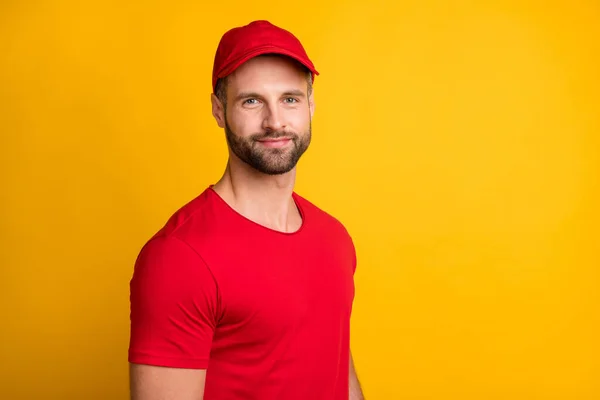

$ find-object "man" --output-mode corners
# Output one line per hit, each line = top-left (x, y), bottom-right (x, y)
(128, 20), (364, 400)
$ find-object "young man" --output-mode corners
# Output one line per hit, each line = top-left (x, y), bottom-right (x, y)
(128, 20), (364, 400)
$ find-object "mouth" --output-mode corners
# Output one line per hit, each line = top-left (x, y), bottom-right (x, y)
(256, 138), (293, 148)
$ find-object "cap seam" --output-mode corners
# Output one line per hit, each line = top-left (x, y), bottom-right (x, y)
(217, 45), (315, 79)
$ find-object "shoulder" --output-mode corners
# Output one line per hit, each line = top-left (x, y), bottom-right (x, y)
(131, 189), (221, 294)
(143, 187), (224, 252)
(294, 192), (353, 240)
(294, 192), (358, 272)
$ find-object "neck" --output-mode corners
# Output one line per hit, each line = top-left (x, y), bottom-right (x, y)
(212, 158), (302, 233)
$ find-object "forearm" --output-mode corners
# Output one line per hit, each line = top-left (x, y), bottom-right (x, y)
(349, 354), (364, 400)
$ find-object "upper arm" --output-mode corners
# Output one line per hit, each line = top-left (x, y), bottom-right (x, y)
(128, 234), (218, 399)
(349, 351), (364, 400)
(130, 364), (206, 400)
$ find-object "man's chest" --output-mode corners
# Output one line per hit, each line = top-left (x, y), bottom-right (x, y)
(206, 237), (355, 339)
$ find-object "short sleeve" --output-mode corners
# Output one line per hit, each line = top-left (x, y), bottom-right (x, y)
(128, 234), (218, 369)
(347, 231), (357, 275)
(352, 242), (357, 275)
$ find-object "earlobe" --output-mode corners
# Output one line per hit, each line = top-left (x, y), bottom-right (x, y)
(211, 93), (226, 128)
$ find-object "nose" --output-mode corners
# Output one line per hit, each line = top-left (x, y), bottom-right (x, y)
(262, 103), (285, 132)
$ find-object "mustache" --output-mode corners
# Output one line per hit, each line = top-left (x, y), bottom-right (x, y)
(250, 130), (298, 141)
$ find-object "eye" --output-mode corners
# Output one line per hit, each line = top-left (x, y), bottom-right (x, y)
(284, 97), (299, 104)
(244, 98), (259, 105)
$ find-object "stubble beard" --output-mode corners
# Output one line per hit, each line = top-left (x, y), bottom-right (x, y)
(224, 113), (312, 176)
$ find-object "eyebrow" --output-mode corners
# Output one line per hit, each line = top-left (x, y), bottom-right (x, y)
(281, 89), (306, 97)
(234, 92), (262, 102)
(234, 89), (307, 102)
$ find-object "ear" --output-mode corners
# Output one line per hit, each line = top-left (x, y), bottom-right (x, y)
(308, 90), (315, 119)
(211, 93), (226, 128)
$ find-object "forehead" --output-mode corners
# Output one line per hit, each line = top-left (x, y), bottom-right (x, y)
(226, 55), (308, 92)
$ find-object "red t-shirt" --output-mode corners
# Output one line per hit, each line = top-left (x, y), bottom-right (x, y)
(128, 186), (357, 399)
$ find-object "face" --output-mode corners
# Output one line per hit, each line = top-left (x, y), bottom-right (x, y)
(212, 55), (315, 175)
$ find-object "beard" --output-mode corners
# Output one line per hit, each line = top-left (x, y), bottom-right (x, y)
(224, 115), (311, 175)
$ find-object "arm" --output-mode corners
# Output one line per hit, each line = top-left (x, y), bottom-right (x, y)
(128, 235), (218, 400)
(349, 352), (365, 400)
(130, 364), (206, 400)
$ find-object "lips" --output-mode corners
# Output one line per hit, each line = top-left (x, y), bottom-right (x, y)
(256, 137), (293, 148)
(258, 138), (291, 142)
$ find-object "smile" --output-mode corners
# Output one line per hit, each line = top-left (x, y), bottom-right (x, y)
(256, 138), (292, 148)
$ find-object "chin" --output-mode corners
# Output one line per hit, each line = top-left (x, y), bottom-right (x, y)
(258, 164), (296, 175)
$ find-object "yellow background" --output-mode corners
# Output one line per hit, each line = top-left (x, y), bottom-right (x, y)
(1, 1), (598, 399)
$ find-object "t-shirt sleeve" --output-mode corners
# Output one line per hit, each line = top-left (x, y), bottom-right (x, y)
(352, 242), (357, 275)
(128, 234), (218, 369)
(347, 231), (357, 275)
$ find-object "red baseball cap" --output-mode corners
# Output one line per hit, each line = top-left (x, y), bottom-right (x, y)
(212, 20), (319, 92)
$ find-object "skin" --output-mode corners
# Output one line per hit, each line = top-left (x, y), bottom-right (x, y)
(211, 55), (314, 233)
(130, 55), (364, 400)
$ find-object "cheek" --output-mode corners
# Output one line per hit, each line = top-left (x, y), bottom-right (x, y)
(228, 109), (261, 137)
(289, 108), (311, 130)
